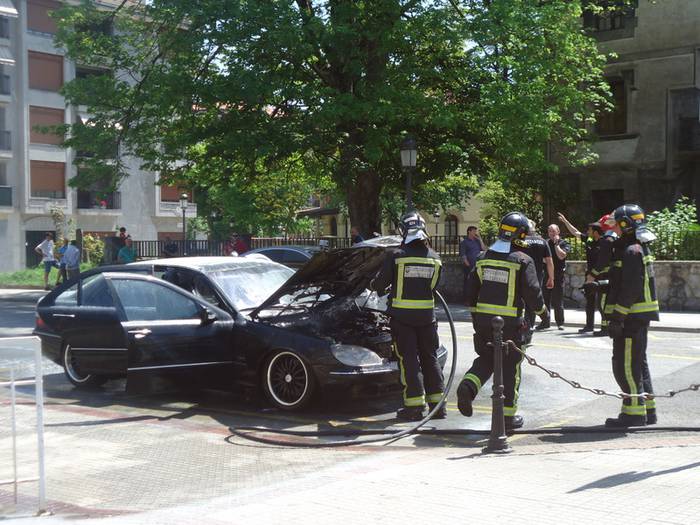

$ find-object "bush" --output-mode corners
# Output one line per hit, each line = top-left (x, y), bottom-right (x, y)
(646, 196), (699, 260)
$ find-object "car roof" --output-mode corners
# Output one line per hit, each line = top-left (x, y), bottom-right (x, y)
(248, 245), (321, 253)
(128, 256), (289, 272)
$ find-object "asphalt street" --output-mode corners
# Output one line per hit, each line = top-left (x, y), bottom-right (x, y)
(2, 303), (700, 520)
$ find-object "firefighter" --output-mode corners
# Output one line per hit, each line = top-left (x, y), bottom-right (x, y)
(457, 212), (548, 431)
(590, 213), (618, 336)
(372, 211), (445, 421)
(604, 204), (659, 427)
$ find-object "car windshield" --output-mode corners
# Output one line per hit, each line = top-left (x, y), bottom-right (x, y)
(206, 263), (294, 311)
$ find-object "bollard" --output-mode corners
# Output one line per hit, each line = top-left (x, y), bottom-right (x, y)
(483, 316), (512, 454)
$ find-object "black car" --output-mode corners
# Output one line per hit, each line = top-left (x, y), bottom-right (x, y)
(35, 243), (447, 410)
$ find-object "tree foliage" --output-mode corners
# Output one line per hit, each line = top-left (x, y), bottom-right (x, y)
(54, 0), (614, 235)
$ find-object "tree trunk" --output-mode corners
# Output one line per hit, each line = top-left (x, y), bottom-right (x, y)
(345, 170), (383, 239)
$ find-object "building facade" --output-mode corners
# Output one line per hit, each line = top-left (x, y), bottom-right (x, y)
(0, 0), (195, 272)
(560, 1), (700, 220)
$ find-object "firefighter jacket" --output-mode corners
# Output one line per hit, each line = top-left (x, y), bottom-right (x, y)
(372, 241), (442, 326)
(606, 238), (659, 323)
(590, 235), (615, 281)
(465, 248), (545, 329)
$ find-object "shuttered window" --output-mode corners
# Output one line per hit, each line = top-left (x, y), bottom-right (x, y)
(27, 0), (61, 35)
(28, 51), (63, 91)
(29, 106), (64, 145)
(596, 78), (627, 136)
(31, 160), (65, 198)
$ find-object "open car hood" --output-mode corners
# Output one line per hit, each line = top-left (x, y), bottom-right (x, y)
(251, 236), (402, 317)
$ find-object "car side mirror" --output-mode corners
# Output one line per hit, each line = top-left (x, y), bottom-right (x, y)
(200, 307), (217, 325)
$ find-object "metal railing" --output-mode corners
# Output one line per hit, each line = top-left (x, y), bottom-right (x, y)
(567, 230), (700, 261)
(77, 190), (121, 210)
(0, 345), (47, 515)
(131, 239), (228, 259)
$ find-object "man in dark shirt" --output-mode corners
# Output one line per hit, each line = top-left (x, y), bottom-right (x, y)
(537, 224), (571, 330)
(350, 226), (365, 245)
(459, 226), (486, 300)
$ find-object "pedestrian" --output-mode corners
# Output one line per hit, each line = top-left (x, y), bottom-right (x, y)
(118, 226), (127, 244)
(457, 212), (548, 432)
(557, 213), (603, 333)
(458, 226), (486, 301)
(537, 223), (571, 330)
(161, 236), (178, 258)
(371, 211), (445, 421)
(350, 226), (364, 245)
(117, 236), (137, 264)
(511, 219), (554, 342)
(35, 232), (57, 291)
(55, 238), (69, 286)
(604, 204), (659, 427)
(63, 240), (81, 282)
(234, 234), (249, 254)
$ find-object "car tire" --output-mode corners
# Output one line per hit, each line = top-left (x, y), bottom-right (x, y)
(62, 343), (108, 388)
(263, 350), (315, 410)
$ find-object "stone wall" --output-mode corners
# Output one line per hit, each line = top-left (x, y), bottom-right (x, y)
(437, 259), (700, 312)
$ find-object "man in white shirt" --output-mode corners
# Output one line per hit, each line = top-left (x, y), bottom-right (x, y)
(63, 241), (81, 282)
(35, 232), (57, 290)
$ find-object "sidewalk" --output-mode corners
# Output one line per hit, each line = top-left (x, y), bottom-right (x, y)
(443, 304), (699, 333)
(0, 288), (47, 304)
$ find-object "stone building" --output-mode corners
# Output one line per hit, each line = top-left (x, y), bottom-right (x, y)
(0, 0), (196, 272)
(559, 1), (700, 220)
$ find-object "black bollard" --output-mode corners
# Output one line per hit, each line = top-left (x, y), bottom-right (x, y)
(483, 316), (512, 454)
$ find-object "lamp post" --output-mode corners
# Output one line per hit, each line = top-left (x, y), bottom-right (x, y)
(400, 136), (417, 211)
(433, 210), (440, 237)
(179, 192), (188, 256)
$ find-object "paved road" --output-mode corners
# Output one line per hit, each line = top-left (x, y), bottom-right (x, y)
(2, 315), (700, 520)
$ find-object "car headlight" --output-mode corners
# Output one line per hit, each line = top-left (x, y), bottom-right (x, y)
(330, 344), (383, 367)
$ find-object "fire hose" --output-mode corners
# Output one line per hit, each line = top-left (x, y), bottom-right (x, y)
(228, 293), (700, 448)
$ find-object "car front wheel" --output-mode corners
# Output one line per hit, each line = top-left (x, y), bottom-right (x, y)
(263, 350), (315, 410)
(62, 344), (108, 388)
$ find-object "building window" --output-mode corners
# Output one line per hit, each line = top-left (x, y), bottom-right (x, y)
(444, 215), (458, 238)
(596, 78), (627, 136)
(0, 17), (9, 39)
(28, 51), (63, 91)
(678, 117), (700, 152)
(30, 160), (65, 199)
(0, 162), (7, 185)
(160, 184), (193, 202)
(27, 0), (61, 35)
(29, 106), (65, 145)
(0, 65), (10, 96)
(591, 188), (624, 218)
(583, 1), (637, 40)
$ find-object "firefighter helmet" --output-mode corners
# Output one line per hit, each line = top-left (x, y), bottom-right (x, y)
(399, 211), (428, 243)
(599, 213), (616, 233)
(614, 204), (656, 242)
(497, 212), (529, 243)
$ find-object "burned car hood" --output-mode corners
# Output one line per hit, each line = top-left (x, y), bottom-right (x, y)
(250, 236), (401, 318)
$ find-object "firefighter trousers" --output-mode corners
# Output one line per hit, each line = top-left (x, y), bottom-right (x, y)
(390, 319), (445, 408)
(612, 320), (655, 416)
(463, 323), (525, 417)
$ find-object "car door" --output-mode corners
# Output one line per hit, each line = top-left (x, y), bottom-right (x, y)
(107, 276), (235, 393)
(38, 273), (128, 376)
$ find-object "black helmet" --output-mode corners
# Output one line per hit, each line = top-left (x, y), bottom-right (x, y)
(614, 203), (656, 242)
(399, 211), (428, 243)
(498, 212), (529, 243)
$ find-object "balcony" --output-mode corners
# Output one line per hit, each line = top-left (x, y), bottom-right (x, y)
(77, 190), (121, 210)
(0, 185), (11, 207)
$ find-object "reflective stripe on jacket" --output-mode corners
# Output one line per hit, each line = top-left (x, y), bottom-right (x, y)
(606, 239), (659, 322)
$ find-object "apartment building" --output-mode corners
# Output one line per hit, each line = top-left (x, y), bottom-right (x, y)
(0, 0), (196, 272)
(558, 1), (700, 220)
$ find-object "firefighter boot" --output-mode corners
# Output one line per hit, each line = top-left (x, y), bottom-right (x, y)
(428, 403), (447, 420)
(505, 415), (524, 431)
(396, 406), (425, 422)
(646, 409), (658, 425)
(457, 379), (476, 417)
(605, 413), (647, 428)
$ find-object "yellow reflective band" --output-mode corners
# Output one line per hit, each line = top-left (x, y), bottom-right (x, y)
(624, 338), (639, 407)
(629, 301), (658, 313)
(426, 392), (443, 403)
(605, 304), (615, 314)
(465, 373), (482, 392)
(621, 405), (647, 416)
(643, 255), (655, 263)
(646, 398), (656, 410)
(396, 261), (406, 302)
(477, 259), (521, 271)
(535, 306), (546, 315)
(430, 262), (441, 290)
(503, 406), (518, 417)
(631, 213), (645, 220)
(614, 305), (630, 315)
(614, 260), (623, 267)
(475, 303), (518, 317)
(393, 298), (434, 309)
(396, 257), (442, 267)
(643, 261), (652, 304)
(394, 342), (409, 404)
(513, 352), (523, 413)
(501, 224), (517, 232)
(405, 395), (426, 407)
(507, 266), (516, 309)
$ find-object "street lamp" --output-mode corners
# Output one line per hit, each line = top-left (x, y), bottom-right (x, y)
(179, 192), (188, 255)
(433, 210), (440, 237)
(400, 136), (417, 211)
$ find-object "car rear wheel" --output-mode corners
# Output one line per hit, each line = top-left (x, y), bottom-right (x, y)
(263, 351), (315, 410)
(62, 344), (108, 388)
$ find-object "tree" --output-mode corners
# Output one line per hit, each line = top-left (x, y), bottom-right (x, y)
(55, 1), (613, 235)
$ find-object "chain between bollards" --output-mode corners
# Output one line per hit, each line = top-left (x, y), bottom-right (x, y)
(483, 316), (512, 454)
